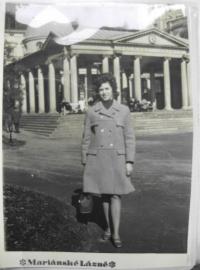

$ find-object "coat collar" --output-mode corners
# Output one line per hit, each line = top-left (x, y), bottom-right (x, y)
(94, 100), (120, 111)
(94, 100), (120, 117)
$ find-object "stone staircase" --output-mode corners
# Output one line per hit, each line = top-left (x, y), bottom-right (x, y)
(132, 110), (193, 136)
(51, 109), (193, 138)
(20, 110), (193, 138)
(20, 114), (61, 136)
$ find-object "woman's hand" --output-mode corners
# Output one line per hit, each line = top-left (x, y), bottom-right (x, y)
(126, 162), (134, 176)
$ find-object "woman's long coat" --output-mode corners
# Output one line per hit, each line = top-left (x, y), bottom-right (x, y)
(82, 100), (136, 195)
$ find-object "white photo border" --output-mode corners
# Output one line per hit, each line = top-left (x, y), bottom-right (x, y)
(0, 0), (200, 269)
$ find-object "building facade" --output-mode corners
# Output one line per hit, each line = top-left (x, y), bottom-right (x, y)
(153, 9), (188, 38)
(4, 26), (190, 114)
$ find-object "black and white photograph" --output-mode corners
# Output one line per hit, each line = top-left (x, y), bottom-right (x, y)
(0, 0), (200, 269)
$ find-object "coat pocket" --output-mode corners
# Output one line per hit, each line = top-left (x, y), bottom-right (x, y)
(90, 122), (99, 134)
(116, 121), (125, 128)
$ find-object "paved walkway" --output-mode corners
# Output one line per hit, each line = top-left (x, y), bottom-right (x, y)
(3, 129), (193, 253)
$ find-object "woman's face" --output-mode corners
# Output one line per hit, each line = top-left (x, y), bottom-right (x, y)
(98, 82), (113, 101)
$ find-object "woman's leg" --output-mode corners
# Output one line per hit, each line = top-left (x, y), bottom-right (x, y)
(111, 195), (121, 239)
(102, 195), (111, 234)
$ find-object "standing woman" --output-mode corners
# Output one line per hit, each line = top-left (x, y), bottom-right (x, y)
(81, 73), (135, 248)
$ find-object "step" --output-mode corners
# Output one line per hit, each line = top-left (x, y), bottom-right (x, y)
(21, 118), (60, 122)
(22, 127), (57, 132)
(21, 117), (59, 123)
(21, 120), (59, 124)
(22, 128), (51, 135)
(21, 123), (58, 128)
(21, 116), (59, 119)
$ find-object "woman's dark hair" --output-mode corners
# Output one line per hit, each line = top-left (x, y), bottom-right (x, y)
(94, 73), (119, 100)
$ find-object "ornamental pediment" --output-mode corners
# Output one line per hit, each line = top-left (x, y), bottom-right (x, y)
(115, 28), (188, 49)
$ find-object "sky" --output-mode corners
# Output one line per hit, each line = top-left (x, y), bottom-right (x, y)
(14, 3), (186, 30)
(11, 3), (186, 45)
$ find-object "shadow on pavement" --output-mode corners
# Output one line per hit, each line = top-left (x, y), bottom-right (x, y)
(3, 134), (26, 148)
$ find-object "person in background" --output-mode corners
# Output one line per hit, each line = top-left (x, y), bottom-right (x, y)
(12, 99), (21, 133)
(78, 98), (86, 113)
(87, 96), (95, 107)
(61, 98), (72, 115)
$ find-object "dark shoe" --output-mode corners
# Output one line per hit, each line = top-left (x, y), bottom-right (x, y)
(112, 237), (122, 248)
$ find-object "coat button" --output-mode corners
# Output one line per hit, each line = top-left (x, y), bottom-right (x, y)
(101, 129), (104, 133)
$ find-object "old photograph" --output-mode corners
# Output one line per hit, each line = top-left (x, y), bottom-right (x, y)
(1, 0), (195, 266)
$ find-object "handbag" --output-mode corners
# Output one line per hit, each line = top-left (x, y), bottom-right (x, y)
(78, 193), (93, 214)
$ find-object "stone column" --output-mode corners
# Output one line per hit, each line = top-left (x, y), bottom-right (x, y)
(37, 67), (45, 113)
(122, 72), (128, 89)
(102, 56), (109, 73)
(163, 57), (172, 110)
(28, 70), (35, 113)
(113, 55), (121, 102)
(134, 56), (142, 102)
(70, 54), (78, 103)
(146, 78), (151, 89)
(63, 56), (71, 102)
(181, 58), (189, 109)
(129, 76), (133, 99)
(150, 71), (157, 109)
(48, 61), (57, 113)
(86, 66), (92, 100)
(187, 60), (192, 107)
(84, 75), (88, 104)
(20, 73), (27, 113)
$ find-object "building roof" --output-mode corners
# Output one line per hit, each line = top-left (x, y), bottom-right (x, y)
(24, 21), (138, 42)
(88, 28), (138, 41)
(23, 22), (188, 48)
(113, 27), (188, 46)
(46, 26), (139, 47)
(24, 21), (75, 40)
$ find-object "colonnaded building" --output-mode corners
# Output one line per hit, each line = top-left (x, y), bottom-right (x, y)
(4, 20), (191, 114)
